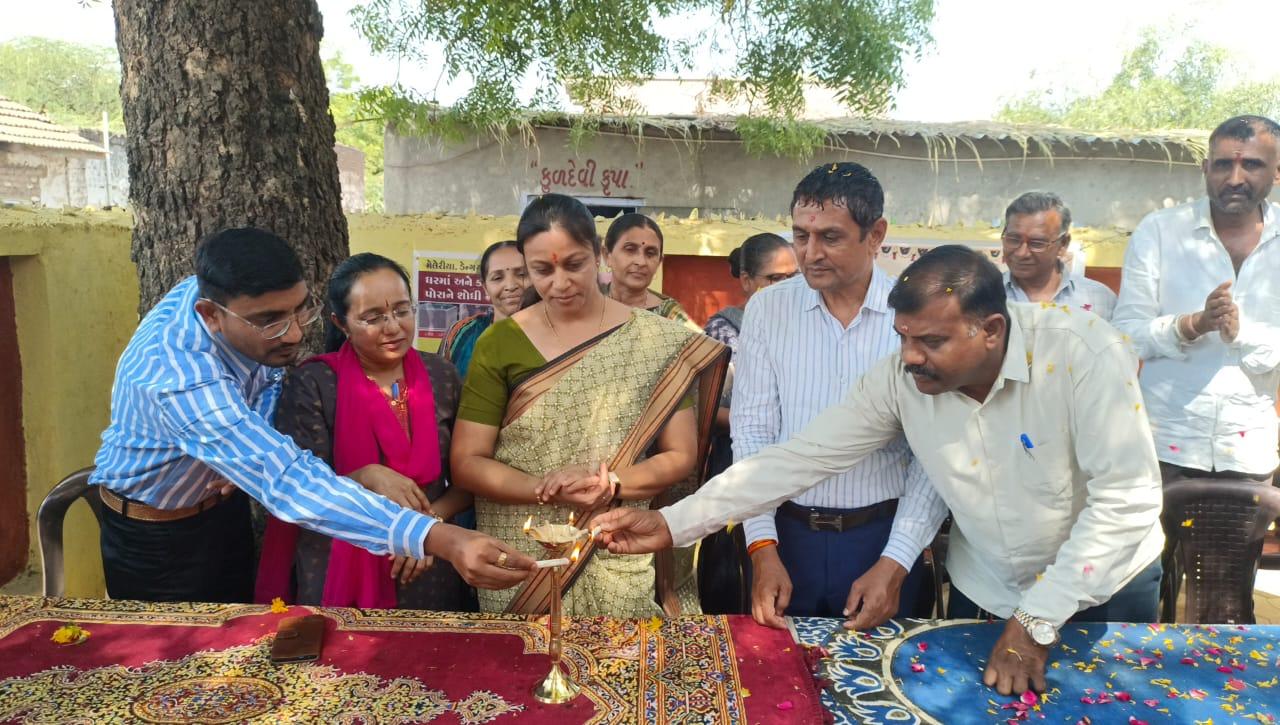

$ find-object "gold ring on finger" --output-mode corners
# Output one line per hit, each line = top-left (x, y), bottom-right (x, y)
(496, 551), (509, 568)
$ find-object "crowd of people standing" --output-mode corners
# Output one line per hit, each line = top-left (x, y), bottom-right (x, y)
(86, 113), (1279, 696)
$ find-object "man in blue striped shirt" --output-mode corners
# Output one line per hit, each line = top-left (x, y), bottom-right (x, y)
(91, 228), (533, 602)
(736, 163), (948, 629)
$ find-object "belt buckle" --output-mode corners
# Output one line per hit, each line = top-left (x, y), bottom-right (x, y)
(807, 510), (845, 532)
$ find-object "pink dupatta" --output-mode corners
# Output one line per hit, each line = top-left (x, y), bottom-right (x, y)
(255, 342), (440, 608)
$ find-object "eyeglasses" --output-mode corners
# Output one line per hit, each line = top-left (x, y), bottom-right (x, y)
(1000, 231), (1067, 253)
(201, 298), (323, 340)
(756, 271), (799, 284)
(353, 305), (415, 329)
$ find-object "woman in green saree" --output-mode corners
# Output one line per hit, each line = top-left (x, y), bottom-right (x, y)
(451, 194), (727, 618)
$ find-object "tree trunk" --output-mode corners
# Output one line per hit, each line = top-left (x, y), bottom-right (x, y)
(114, 0), (347, 332)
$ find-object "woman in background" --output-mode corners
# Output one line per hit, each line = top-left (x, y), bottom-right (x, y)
(602, 213), (699, 330)
(698, 232), (796, 614)
(441, 240), (527, 379)
(256, 253), (474, 611)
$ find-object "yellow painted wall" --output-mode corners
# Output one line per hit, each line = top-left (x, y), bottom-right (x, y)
(0, 208), (1131, 598)
(1, 209), (137, 597)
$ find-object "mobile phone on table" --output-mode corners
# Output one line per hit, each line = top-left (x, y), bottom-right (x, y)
(270, 614), (326, 664)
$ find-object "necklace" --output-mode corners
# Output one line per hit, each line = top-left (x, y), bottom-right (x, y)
(543, 294), (607, 341)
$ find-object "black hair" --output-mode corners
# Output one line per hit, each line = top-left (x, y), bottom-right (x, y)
(516, 194), (601, 307)
(322, 253), (413, 352)
(1003, 191), (1072, 236)
(887, 245), (1009, 327)
(479, 240), (520, 279)
(791, 162), (884, 232)
(516, 194), (601, 256)
(1209, 115), (1280, 147)
(730, 232), (791, 278)
(195, 227), (304, 304)
(604, 213), (664, 254)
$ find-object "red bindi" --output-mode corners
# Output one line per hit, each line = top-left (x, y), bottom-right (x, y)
(551, 252), (559, 263)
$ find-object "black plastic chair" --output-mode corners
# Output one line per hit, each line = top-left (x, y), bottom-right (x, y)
(36, 467), (103, 597)
(1160, 479), (1280, 624)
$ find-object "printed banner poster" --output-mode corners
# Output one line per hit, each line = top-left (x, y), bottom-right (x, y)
(413, 251), (490, 352)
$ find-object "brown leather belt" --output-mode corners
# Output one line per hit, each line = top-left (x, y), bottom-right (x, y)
(779, 499), (899, 533)
(100, 487), (233, 523)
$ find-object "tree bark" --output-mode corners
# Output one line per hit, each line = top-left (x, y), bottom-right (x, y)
(114, 0), (347, 331)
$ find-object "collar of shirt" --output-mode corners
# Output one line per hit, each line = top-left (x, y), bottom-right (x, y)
(1192, 195), (1280, 246)
(800, 265), (892, 319)
(1003, 261), (1074, 304)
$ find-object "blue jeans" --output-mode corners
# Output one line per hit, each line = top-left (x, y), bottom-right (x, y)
(947, 557), (1162, 623)
(775, 506), (926, 618)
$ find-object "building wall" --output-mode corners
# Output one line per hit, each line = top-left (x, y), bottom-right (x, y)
(76, 131), (131, 207)
(386, 126), (1223, 230)
(335, 143), (366, 213)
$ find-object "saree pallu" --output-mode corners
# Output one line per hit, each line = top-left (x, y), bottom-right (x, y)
(475, 311), (727, 617)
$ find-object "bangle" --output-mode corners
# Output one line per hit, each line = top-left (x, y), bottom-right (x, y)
(746, 539), (778, 556)
(1174, 314), (1192, 343)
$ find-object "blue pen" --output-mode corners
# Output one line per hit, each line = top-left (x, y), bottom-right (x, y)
(1020, 433), (1036, 459)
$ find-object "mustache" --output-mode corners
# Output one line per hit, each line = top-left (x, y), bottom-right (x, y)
(904, 364), (939, 380)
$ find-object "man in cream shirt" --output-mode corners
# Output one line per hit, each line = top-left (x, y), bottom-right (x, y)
(594, 245), (1164, 697)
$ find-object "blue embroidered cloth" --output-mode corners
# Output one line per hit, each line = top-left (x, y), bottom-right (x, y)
(792, 617), (1280, 725)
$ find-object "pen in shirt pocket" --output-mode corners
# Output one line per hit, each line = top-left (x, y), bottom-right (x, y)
(1020, 433), (1037, 461)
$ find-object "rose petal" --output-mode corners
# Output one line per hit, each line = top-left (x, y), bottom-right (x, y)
(1020, 691), (1039, 706)
(1181, 657), (1196, 665)
(1116, 692), (1132, 702)
(776, 700), (794, 711)
(917, 642), (929, 652)
(911, 663), (926, 673)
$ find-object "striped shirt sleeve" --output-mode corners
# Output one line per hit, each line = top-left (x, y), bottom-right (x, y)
(158, 377), (437, 558)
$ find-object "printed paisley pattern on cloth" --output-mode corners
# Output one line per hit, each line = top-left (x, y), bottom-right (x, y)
(0, 597), (753, 725)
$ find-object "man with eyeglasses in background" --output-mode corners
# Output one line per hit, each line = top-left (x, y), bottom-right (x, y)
(91, 227), (534, 603)
(1000, 191), (1117, 320)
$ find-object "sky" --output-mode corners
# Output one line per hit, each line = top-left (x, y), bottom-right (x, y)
(3, 0), (1277, 122)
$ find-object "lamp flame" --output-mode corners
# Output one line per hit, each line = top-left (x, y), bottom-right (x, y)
(568, 511), (575, 526)
(570, 544), (582, 563)
(523, 515), (532, 533)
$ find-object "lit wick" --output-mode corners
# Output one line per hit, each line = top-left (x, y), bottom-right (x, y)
(570, 543), (582, 563)
(523, 515), (533, 534)
(568, 511), (575, 527)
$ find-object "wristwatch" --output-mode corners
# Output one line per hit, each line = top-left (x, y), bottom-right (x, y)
(1012, 608), (1060, 647)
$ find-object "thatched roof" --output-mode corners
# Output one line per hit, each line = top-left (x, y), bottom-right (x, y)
(518, 112), (1210, 164)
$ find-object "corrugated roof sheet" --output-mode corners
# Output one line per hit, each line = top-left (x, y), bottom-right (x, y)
(0, 96), (106, 155)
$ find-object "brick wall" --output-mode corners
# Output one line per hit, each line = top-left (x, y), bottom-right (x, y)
(0, 155), (44, 205)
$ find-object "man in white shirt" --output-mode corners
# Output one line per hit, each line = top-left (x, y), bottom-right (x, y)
(593, 245), (1164, 697)
(1001, 191), (1117, 320)
(735, 163), (947, 630)
(1113, 115), (1279, 485)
